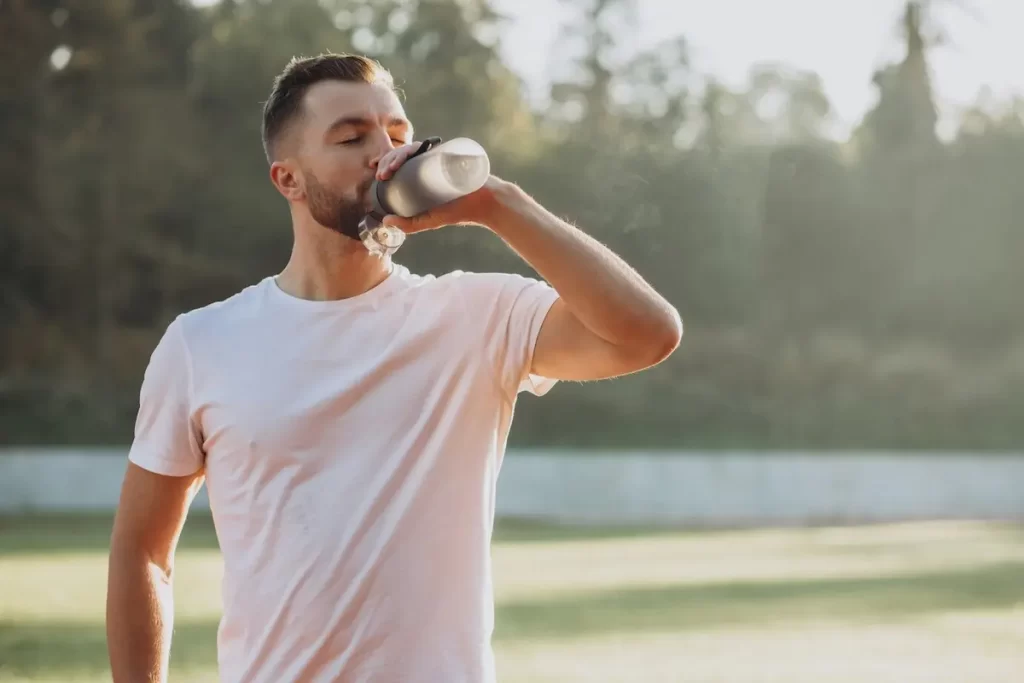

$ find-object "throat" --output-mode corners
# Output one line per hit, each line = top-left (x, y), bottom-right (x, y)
(276, 244), (393, 302)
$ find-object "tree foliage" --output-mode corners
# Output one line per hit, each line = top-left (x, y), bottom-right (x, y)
(2, 0), (1021, 449)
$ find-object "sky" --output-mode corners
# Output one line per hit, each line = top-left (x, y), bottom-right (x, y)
(488, 0), (1024, 139)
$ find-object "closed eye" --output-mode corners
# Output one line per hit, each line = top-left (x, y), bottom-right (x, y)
(339, 137), (406, 146)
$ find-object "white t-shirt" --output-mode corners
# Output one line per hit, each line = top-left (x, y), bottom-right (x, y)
(127, 263), (559, 683)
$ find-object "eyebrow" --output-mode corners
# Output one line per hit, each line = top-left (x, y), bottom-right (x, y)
(324, 115), (412, 138)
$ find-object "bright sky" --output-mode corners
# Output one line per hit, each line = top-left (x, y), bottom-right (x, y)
(490, 0), (1024, 139)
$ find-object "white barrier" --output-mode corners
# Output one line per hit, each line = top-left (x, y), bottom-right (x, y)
(2, 448), (1023, 525)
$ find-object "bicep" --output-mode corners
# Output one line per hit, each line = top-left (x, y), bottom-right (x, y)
(109, 462), (204, 571)
(530, 298), (649, 382)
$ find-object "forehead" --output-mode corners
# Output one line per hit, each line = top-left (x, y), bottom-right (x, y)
(301, 80), (407, 131)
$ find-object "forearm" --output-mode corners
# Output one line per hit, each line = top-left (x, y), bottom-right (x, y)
(107, 550), (175, 683)
(486, 180), (681, 349)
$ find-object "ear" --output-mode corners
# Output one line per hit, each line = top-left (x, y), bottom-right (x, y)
(270, 161), (304, 201)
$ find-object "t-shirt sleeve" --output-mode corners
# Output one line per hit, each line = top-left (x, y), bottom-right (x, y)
(457, 272), (560, 399)
(127, 316), (205, 477)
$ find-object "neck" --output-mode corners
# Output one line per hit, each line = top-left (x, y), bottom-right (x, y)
(276, 218), (392, 301)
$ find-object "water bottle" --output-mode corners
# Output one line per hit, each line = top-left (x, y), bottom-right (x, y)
(357, 137), (491, 257)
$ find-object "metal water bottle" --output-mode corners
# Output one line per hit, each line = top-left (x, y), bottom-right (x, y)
(357, 137), (491, 256)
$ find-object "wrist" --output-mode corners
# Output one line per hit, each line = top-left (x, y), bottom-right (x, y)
(479, 177), (530, 234)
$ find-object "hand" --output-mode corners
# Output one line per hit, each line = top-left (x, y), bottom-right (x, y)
(376, 141), (505, 235)
(375, 142), (422, 183)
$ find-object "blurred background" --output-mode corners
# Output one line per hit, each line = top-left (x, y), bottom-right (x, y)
(1, 0), (1023, 681)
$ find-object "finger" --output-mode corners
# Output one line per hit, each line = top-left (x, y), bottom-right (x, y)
(377, 143), (419, 180)
(376, 150), (398, 180)
(383, 212), (436, 235)
(382, 214), (418, 233)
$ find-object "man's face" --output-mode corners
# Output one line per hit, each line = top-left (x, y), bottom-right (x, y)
(281, 80), (413, 237)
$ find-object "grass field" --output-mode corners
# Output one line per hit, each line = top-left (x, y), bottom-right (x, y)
(1, 515), (1023, 682)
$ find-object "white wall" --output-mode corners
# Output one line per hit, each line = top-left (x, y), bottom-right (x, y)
(2, 448), (1023, 525)
(496, 451), (1024, 525)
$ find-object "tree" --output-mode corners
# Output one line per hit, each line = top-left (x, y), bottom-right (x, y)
(849, 0), (946, 337)
(857, 1), (940, 157)
(0, 0), (63, 385)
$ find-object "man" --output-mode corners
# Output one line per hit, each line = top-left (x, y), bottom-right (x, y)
(106, 53), (681, 683)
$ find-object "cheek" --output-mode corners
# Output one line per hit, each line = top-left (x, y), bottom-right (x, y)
(321, 150), (368, 189)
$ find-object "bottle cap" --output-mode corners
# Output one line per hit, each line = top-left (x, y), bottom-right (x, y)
(357, 214), (405, 258)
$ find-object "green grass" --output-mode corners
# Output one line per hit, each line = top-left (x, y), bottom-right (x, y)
(2, 515), (1023, 682)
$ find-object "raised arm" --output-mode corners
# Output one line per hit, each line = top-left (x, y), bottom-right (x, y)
(476, 180), (681, 381)
(380, 166), (682, 382)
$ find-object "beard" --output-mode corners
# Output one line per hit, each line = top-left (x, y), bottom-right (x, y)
(304, 171), (372, 241)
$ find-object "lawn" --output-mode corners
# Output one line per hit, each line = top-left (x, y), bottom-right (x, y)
(1, 514), (1023, 682)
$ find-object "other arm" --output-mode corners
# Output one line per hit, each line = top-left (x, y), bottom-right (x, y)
(107, 315), (206, 682)
(107, 463), (204, 683)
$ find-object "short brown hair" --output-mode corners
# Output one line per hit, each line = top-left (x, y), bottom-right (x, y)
(261, 53), (395, 162)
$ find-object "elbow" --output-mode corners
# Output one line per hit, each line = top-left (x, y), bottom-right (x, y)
(108, 536), (174, 585)
(655, 306), (683, 362)
(634, 306), (683, 368)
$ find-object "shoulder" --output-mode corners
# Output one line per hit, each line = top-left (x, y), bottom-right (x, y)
(387, 264), (536, 299)
(170, 277), (274, 349)
(428, 269), (555, 314)
(417, 269), (558, 329)
(428, 269), (549, 297)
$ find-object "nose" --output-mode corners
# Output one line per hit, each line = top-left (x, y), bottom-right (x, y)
(367, 132), (397, 169)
